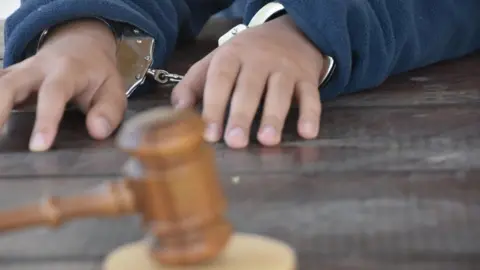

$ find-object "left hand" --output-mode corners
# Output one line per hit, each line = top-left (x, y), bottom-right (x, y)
(172, 15), (329, 148)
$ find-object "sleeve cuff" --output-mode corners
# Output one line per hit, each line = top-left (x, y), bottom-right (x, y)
(3, 0), (166, 67)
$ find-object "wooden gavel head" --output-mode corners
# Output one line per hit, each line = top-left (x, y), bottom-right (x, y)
(0, 107), (233, 267)
(116, 107), (233, 265)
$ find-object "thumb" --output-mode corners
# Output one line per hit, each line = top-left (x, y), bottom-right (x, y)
(85, 75), (127, 140)
(171, 53), (213, 109)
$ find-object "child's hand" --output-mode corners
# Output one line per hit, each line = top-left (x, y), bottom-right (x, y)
(172, 15), (329, 149)
(0, 19), (126, 152)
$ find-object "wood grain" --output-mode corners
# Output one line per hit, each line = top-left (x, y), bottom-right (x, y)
(0, 104), (479, 176)
(1, 173), (480, 269)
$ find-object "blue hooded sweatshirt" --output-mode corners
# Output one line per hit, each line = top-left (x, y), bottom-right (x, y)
(3, 0), (480, 100)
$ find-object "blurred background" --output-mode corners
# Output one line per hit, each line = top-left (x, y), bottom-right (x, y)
(0, 0), (19, 19)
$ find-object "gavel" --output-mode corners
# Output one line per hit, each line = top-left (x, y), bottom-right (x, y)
(0, 107), (296, 270)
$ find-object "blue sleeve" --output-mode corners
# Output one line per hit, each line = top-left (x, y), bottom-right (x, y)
(3, 0), (233, 68)
(247, 0), (480, 100)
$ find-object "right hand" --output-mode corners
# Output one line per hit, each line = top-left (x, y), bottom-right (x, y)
(0, 19), (126, 152)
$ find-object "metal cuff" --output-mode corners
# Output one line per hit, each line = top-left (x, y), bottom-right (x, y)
(218, 2), (287, 46)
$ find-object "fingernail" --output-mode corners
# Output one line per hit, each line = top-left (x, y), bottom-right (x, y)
(301, 121), (317, 137)
(260, 125), (277, 138)
(174, 100), (188, 109)
(29, 132), (48, 152)
(227, 127), (244, 138)
(204, 123), (220, 142)
(226, 127), (247, 148)
(93, 116), (111, 138)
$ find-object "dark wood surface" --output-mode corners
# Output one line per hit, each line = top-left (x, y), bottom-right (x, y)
(1, 19), (480, 270)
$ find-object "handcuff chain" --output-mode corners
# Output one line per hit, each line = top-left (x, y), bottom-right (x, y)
(147, 69), (184, 86)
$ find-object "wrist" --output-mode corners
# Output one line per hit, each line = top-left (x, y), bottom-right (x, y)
(38, 18), (118, 56)
(218, 2), (336, 88)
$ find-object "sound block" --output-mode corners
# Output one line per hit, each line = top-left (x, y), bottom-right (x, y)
(103, 233), (297, 270)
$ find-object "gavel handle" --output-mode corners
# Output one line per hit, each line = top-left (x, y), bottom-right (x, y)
(0, 181), (137, 233)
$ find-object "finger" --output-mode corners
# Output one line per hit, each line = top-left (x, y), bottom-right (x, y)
(224, 65), (269, 148)
(296, 81), (321, 139)
(0, 72), (16, 127)
(86, 75), (127, 140)
(0, 69), (8, 78)
(0, 66), (44, 103)
(30, 74), (75, 152)
(0, 68), (44, 126)
(202, 53), (241, 143)
(257, 72), (295, 146)
(171, 52), (214, 108)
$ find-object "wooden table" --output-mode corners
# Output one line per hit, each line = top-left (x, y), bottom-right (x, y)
(1, 19), (480, 270)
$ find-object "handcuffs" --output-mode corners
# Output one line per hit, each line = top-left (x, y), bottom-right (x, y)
(37, 1), (335, 99)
